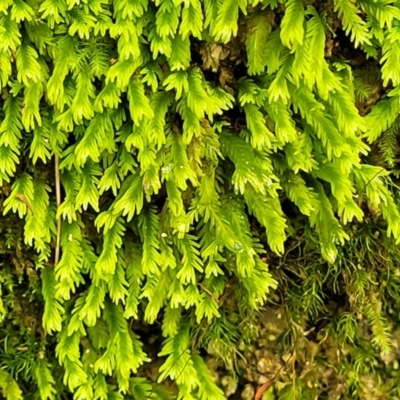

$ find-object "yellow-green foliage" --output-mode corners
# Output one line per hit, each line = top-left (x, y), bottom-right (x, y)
(1, 0), (400, 399)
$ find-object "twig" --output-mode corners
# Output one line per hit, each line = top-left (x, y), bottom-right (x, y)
(198, 276), (238, 306)
(198, 282), (220, 304)
(54, 155), (61, 266)
(254, 347), (296, 400)
(218, 276), (238, 306)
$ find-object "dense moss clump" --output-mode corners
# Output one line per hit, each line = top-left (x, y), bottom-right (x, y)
(1, 0), (400, 399)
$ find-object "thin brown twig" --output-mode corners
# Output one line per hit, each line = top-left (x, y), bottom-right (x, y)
(198, 282), (220, 304)
(198, 276), (238, 306)
(254, 343), (296, 400)
(54, 155), (61, 266)
(218, 276), (238, 306)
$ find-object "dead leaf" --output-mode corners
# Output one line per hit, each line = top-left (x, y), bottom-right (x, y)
(16, 194), (33, 213)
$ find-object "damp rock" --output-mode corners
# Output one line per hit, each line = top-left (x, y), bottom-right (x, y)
(241, 384), (255, 400)
(221, 375), (238, 398)
(257, 357), (270, 374)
